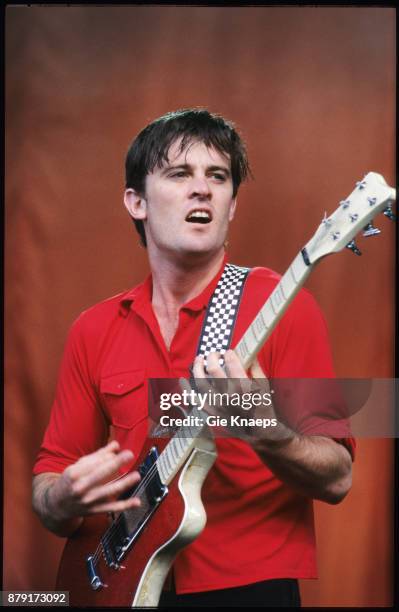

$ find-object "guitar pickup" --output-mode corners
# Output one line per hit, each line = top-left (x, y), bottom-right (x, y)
(139, 447), (168, 506)
(87, 446), (169, 589)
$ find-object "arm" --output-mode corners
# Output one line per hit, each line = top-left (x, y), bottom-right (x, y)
(32, 441), (141, 537)
(251, 430), (352, 505)
(193, 350), (352, 505)
(33, 314), (142, 537)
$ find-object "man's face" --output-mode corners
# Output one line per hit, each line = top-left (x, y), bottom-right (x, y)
(125, 139), (237, 260)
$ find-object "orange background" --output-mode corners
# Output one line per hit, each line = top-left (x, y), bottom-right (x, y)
(5, 6), (395, 606)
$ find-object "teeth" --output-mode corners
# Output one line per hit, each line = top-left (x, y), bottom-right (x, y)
(188, 211), (210, 220)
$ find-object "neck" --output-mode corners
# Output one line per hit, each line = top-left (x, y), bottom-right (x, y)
(150, 249), (225, 316)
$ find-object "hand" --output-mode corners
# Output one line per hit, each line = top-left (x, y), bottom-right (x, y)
(191, 350), (294, 446)
(47, 440), (141, 522)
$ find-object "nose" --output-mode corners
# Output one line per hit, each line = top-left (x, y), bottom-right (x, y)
(189, 174), (211, 200)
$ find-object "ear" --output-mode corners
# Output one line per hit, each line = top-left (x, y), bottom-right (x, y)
(124, 188), (147, 221)
(228, 197), (237, 221)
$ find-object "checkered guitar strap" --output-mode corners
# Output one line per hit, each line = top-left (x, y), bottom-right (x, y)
(195, 263), (250, 369)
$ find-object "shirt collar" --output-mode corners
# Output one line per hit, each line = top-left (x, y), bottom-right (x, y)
(119, 254), (229, 315)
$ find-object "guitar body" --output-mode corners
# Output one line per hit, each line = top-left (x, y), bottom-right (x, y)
(56, 435), (216, 607)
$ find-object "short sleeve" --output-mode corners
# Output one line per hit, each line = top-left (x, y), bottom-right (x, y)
(257, 288), (356, 460)
(33, 315), (109, 474)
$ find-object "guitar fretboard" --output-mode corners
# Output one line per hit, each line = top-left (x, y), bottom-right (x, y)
(151, 249), (313, 486)
(156, 419), (205, 483)
(234, 250), (312, 369)
(122, 415), (207, 533)
(149, 249), (313, 485)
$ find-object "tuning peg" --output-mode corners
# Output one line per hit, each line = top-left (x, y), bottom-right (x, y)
(363, 222), (381, 237)
(383, 204), (396, 221)
(356, 180), (367, 190)
(346, 240), (362, 256)
(367, 196), (377, 206)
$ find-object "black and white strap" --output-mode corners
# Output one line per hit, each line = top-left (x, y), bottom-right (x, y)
(196, 263), (250, 367)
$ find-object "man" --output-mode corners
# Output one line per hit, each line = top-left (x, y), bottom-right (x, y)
(32, 109), (354, 607)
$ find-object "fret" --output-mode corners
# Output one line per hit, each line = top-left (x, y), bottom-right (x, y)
(156, 453), (169, 483)
(291, 251), (308, 283)
(254, 310), (267, 338)
(234, 251), (312, 369)
(168, 438), (179, 465)
(174, 434), (186, 455)
(157, 253), (316, 473)
(168, 446), (178, 476)
(154, 249), (313, 484)
(163, 446), (174, 475)
(164, 448), (174, 476)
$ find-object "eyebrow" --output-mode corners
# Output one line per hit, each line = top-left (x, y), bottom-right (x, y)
(161, 163), (231, 176)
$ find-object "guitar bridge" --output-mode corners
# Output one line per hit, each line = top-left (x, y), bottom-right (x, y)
(86, 555), (105, 591)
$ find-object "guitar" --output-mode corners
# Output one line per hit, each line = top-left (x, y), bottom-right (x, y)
(56, 172), (395, 606)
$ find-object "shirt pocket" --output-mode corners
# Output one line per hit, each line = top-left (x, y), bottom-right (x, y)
(100, 370), (147, 429)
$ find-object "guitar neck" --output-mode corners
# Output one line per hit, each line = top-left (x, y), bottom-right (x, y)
(156, 418), (208, 485)
(152, 168), (397, 483)
(155, 248), (314, 484)
(234, 249), (313, 369)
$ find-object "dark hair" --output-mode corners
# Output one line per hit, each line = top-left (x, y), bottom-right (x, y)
(125, 108), (250, 246)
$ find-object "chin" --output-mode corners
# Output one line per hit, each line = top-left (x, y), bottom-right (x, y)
(180, 244), (224, 263)
(182, 235), (221, 252)
(152, 231), (225, 260)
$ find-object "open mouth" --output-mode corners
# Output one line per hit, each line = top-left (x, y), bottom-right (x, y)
(185, 209), (212, 224)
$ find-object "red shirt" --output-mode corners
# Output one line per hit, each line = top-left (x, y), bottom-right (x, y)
(33, 258), (355, 593)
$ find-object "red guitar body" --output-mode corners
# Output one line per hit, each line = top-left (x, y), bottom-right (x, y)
(56, 435), (216, 607)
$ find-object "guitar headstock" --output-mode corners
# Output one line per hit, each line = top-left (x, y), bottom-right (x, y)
(304, 172), (396, 263)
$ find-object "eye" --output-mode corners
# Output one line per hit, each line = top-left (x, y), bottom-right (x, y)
(211, 172), (227, 182)
(169, 170), (188, 178)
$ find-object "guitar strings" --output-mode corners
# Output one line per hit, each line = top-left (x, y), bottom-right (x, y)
(93, 410), (212, 565)
(91, 426), (201, 565)
(91, 460), (161, 565)
(91, 440), (187, 565)
(95, 419), (203, 560)
(93, 372), (236, 564)
(94, 415), (206, 562)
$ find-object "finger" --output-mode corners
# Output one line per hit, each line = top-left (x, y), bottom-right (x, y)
(74, 448), (133, 484)
(206, 352), (227, 378)
(70, 449), (135, 497)
(222, 350), (253, 396)
(69, 440), (122, 476)
(81, 440), (121, 462)
(199, 352), (230, 402)
(87, 449), (135, 484)
(224, 350), (247, 378)
(101, 440), (120, 453)
(192, 354), (207, 378)
(82, 470), (141, 506)
(192, 356), (213, 396)
(90, 495), (142, 515)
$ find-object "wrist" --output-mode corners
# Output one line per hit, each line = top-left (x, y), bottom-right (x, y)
(45, 484), (83, 536)
(44, 478), (65, 521)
